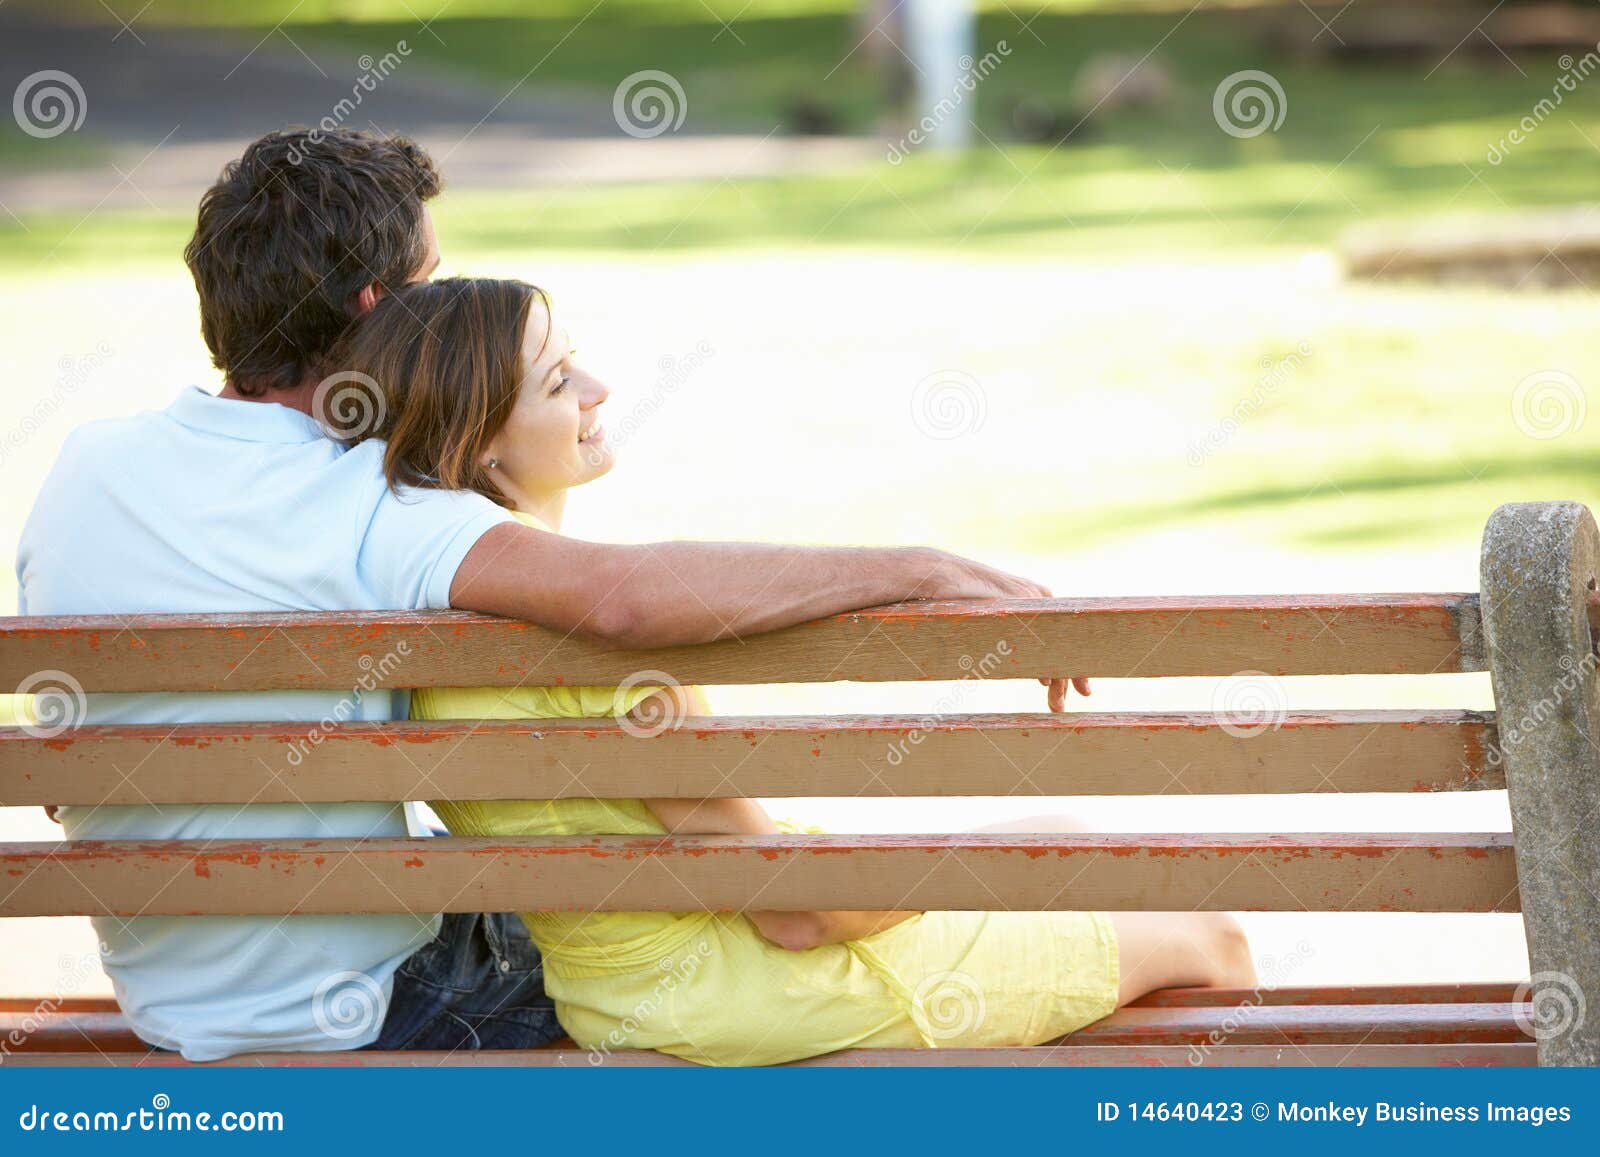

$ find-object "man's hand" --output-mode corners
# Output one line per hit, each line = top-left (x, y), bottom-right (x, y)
(910, 550), (1091, 711)
(905, 548), (1058, 601)
(1039, 676), (1092, 712)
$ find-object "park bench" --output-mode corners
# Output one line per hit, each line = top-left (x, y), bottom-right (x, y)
(1, 501), (1596, 1067)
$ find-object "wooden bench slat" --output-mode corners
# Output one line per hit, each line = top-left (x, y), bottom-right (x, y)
(0, 992), (1525, 1055)
(0, 1043), (1536, 1067)
(0, 709), (1502, 806)
(1133, 981), (1521, 1007)
(0, 594), (1486, 692)
(0, 833), (1519, 917)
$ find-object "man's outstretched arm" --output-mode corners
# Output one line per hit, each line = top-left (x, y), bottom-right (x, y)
(450, 521), (1054, 649)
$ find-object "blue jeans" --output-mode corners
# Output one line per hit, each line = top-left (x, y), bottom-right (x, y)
(365, 911), (566, 1051)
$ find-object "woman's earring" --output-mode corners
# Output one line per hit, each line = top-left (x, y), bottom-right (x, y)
(486, 458), (500, 470)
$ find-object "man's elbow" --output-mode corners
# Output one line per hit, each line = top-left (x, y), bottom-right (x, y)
(575, 598), (645, 648)
(584, 597), (708, 651)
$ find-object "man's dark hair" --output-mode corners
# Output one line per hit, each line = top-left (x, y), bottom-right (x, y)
(184, 128), (442, 396)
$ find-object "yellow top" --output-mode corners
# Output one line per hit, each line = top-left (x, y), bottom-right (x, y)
(412, 510), (720, 977)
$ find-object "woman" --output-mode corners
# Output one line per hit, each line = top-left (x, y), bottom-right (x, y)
(328, 277), (1257, 1065)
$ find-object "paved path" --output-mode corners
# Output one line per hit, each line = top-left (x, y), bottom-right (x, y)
(0, 11), (875, 213)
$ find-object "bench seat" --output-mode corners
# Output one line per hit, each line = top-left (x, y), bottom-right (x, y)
(1, 984), (1535, 1066)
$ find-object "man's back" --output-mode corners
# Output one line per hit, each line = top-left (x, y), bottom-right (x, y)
(16, 386), (513, 1059)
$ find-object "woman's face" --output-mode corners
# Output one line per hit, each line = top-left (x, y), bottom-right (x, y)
(483, 299), (614, 499)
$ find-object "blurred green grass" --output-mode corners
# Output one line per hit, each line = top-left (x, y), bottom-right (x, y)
(5, 1), (1598, 555)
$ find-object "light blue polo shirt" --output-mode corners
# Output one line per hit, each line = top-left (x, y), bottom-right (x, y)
(15, 386), (517, 1061)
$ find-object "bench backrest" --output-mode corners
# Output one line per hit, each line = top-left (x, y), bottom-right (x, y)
(2, 501), (1597, 1064)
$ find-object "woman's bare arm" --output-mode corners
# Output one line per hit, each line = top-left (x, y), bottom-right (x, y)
(632, 686), (919, 951)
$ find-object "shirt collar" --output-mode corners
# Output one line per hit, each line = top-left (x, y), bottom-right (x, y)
(165, 386), (328, 444)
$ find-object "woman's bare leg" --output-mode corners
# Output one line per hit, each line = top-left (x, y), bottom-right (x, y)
(968, 818), (1258, 1000)
(1109, 912), (1258, 1003)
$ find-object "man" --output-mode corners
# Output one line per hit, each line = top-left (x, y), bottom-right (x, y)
(15, 128), (1080, 1061)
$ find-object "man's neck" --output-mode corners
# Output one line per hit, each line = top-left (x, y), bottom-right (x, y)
(218, 377), (320, 416)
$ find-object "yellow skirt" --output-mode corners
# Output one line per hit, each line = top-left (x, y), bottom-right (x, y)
(556, 905), (1121, 1067)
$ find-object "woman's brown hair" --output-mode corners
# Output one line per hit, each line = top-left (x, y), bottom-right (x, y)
(322, 277), (550, 508)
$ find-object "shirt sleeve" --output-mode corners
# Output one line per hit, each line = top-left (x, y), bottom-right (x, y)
(356, 481), (518, 611)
